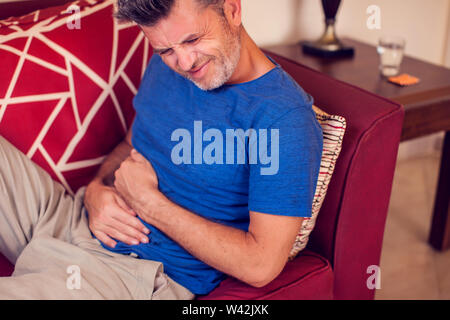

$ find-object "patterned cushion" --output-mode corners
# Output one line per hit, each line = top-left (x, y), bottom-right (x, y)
(289, 106), (346, 259)
(0, 0), (152, 194)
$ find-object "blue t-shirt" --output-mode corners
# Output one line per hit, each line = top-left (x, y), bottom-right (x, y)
(101, 54), (323, 295)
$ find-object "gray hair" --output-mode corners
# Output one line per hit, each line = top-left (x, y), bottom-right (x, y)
(114, 0), (225, 26)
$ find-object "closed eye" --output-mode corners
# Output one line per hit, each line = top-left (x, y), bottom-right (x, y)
(185, 37), (200, 45)
(158, 48), (173, 56)
(156, 36), (201, 55)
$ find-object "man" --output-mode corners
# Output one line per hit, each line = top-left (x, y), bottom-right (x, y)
(0, 0), (322, 299)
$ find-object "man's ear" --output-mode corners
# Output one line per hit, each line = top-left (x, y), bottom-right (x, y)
(223, 0), (242, 27)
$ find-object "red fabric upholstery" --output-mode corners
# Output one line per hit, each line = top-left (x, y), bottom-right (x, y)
(263, 53), (404, 299)
(0, 0), (404, 300)
(0, 254), (13, 277)
(197, 250), (333, 300)
(0, 0), (151, 194)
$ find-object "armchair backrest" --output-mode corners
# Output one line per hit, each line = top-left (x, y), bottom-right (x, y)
(265, 52), (404, 299)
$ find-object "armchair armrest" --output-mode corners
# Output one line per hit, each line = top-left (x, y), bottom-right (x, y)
(265, 51), (404, 299)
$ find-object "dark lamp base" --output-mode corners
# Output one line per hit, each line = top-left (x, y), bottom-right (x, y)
(300, 40), (355, 58)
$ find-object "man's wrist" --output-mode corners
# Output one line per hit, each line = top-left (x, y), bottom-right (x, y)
(140, 191), (171, 225)
(87, 177), (103, 189)
(85, 177), (107, 197)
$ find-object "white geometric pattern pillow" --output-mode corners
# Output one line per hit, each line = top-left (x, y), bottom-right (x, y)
(289, 106), (346, 259)
(0, 0), (151, 194)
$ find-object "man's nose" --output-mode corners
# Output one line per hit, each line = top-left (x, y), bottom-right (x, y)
(176, 48), (196, 72)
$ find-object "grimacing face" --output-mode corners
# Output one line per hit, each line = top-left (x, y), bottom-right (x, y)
(141, 0), (241, 91)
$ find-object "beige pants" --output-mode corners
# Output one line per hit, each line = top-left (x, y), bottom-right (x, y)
(0, 136), (194, 300)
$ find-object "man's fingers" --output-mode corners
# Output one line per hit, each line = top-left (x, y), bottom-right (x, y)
(103, 205), (149, 244)
(114, 210), (150, 236)
(101, 224), (144, 246)
(93, 213), (146, 247)
(111, 212), (150, 243)
(93, 230), (117, 249)
(87, 185), (150, 247)
(113, 195), (150, 235)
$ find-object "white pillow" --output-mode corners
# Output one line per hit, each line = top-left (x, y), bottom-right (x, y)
(289, 106), (347, 259)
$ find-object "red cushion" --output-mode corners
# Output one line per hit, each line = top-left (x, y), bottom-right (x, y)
(197, 250), (334, 300)
(0, 0), (152, 195)
(0, 253), (13, 277)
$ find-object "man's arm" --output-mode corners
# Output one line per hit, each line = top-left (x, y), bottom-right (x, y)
(84, 129), (151, 248)
(114, 151), (303, 287)
(90, 129), (133, 187)
(145, 202), (302, 287)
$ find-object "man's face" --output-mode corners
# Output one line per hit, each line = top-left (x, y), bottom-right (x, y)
(141, 0), (241, 91)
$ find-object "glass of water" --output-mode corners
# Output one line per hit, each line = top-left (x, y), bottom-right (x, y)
(377, 36), (406, 77)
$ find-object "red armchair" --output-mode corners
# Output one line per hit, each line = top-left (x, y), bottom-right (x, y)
(198, 53), (405, 300)
(0, 0), (404, 300)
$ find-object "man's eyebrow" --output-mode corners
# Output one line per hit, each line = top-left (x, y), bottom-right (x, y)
(153, 33), (202, 54)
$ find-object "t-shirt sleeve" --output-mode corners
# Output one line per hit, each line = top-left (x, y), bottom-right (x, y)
(248, 106), (323, 218)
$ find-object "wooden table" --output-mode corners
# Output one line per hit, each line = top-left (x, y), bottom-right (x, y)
(265, 38), (450, 251)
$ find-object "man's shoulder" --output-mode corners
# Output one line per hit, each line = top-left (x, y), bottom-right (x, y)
(242, 68), (315, 128)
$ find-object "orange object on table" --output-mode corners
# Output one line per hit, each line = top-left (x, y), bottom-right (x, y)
(388, 73), (420, 86)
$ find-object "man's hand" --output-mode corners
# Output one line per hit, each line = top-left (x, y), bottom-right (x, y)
(113, 149), (163, 219)
(84, 179), (151, 248)
(112, 150), (301, 288)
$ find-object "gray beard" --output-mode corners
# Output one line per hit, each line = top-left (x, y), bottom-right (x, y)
(191, 31), (242, 91)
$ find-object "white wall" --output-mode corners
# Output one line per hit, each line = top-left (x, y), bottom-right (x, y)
(243, 0), (450, 66)
(445, 3), (450, 67)
(339, 0), (450, 67)
(243, 0), (450, 160)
